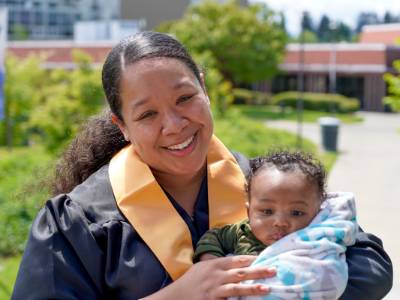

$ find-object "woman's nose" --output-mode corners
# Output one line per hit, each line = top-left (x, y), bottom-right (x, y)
(161, 110), (189, 135)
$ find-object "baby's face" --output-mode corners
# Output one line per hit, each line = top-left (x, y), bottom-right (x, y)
(247, 167), (321, 246)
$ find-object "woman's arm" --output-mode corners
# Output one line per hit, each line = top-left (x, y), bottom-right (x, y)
(340, 229), (393, 299)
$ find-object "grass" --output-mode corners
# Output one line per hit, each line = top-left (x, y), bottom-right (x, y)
(235, 105), (363, 124)
(214, 110), (317, 158)
(0, 255), (21, 300)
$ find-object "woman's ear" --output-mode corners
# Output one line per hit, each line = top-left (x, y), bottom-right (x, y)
(246, 201), (250, 216)
(199, 72), (210, 103)
(111, 114), (130, 142)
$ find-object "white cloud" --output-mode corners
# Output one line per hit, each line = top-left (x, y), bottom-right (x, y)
(251, 0), (400, 35)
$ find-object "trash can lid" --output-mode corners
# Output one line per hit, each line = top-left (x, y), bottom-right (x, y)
(318, 116), (341, 126)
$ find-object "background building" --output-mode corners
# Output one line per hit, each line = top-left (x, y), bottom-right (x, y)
(256, 23), (400, 112)
(0, 0), (120, 40)
(120, 0), (248, 30)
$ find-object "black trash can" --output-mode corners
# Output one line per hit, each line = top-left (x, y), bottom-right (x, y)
(318, 117), (340, 152)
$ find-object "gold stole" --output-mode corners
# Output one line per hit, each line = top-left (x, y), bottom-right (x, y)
(109, 135), (247, 280)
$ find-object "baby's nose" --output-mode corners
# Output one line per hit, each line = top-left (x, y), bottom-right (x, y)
(273, 214), (289, 228)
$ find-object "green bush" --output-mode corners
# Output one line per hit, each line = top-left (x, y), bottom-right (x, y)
(232, 88), (271, 105)
(0, 147), (54, 256)
(271, 91), (360, 113)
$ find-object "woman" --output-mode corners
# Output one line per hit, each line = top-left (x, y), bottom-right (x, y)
(12, 32), (392, 300)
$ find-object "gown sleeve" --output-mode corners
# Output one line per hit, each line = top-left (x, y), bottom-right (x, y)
(339, 229), (393, 299)
(11, 194), (106, 300)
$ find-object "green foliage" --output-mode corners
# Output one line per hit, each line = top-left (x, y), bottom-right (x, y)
(272, 91), (360, 113)
(158, 0), (287, 85)
(232, 88), (271, 105)
(0, 255), (21, 299)
(10, 24), (29, 40)
(235, 105), (363, 124)
(27, 50), (105, 153)
(0, 146), (53, 256)
(383, 60), (400, 112)
(1, 51), (105, 153)
(194, 51), (233, 117)
(2, 55), (46, 146)
(214, 110), (316, 158)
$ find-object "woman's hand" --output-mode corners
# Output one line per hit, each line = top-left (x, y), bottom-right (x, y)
(142, 255), (276, 300)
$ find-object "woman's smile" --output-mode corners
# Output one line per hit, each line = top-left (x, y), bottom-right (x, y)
(163, 132), (197, 157)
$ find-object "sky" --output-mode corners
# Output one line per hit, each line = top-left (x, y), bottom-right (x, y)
(251, 0), (400, 35)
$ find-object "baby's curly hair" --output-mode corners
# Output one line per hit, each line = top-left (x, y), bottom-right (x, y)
(246, 150), (327, 201)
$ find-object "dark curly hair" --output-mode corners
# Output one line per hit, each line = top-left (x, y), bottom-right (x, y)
(53, 31), (201, 194)
(246, 151), (327, 201)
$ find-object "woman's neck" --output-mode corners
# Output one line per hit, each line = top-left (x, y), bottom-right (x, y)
(153, 165), (207, 216)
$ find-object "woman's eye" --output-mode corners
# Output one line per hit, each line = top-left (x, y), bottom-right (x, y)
(291, 210), (305, 217)
(137, 111), (157, 120)
(262, 209), (273, 215)
(177, 94), (194, 104)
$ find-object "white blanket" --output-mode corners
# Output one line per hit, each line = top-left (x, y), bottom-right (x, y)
(230, 192), (358, 300)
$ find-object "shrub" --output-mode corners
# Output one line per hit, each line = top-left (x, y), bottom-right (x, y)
(0, 147), (53, 256)
(271, 91), (359, 113)
(232, 88), (271, 105)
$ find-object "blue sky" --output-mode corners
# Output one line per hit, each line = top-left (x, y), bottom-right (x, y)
(251, 0), (400, 35)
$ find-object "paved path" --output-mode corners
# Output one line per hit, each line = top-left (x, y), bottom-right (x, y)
(265, 112), (400, 299)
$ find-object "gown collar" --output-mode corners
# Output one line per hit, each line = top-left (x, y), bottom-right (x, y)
(109, 135), (247, 280)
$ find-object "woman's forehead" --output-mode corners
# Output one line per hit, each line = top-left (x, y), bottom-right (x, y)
(121, 58), (199, 87)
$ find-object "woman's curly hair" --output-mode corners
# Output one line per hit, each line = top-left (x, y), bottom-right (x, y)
(246, 150), (327, 201)
(53, 109), (129, 195)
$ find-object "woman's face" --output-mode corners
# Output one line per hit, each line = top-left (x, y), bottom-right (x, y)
(115, 58), (213, 177)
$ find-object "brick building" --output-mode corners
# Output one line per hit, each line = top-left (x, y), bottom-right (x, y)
(265, 23), (400, 112)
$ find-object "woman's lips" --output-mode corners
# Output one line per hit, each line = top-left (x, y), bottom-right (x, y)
(164, 133), (197, 157)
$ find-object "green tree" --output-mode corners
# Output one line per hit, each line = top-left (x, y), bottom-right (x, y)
(296, 30), (318, 43)
(383, 60), (400, 112)
(28, 50), (105, 152)
(356, 12), (380, 33)
(316, 15), (331, 42)
(2, 54), (46, 147)
(301, 11), (315, 33)
(158, 0), (287, 85)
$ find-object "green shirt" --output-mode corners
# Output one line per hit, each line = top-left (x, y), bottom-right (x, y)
(193, 219), (266, 262)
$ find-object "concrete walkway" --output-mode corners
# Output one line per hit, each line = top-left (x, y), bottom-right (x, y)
(265, 112), (400, 299)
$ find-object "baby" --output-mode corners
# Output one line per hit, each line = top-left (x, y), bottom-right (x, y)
(194, 151), (358, 300)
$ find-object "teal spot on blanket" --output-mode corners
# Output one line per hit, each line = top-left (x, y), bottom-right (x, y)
(302, 291), (311, 300)
(277, 265), (295, 285)
(334, 229), (345, 243)
(298, 230), (310, 241)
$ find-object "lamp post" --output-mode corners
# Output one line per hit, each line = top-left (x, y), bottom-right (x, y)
(296, 12), (305, 149)
(328, 21), (337, 113)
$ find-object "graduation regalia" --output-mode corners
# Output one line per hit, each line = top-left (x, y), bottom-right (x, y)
(11, 136), (393, 300)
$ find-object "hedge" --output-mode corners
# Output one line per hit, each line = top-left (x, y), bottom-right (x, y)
(232, 88), (271, 105)
(271, 91), (360, 113)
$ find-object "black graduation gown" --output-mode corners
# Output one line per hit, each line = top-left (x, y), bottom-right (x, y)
(11, 159), (393, 299)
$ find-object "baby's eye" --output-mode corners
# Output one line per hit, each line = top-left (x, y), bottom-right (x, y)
(262, 209), (273, 215)
(291, 210), (305, 217)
